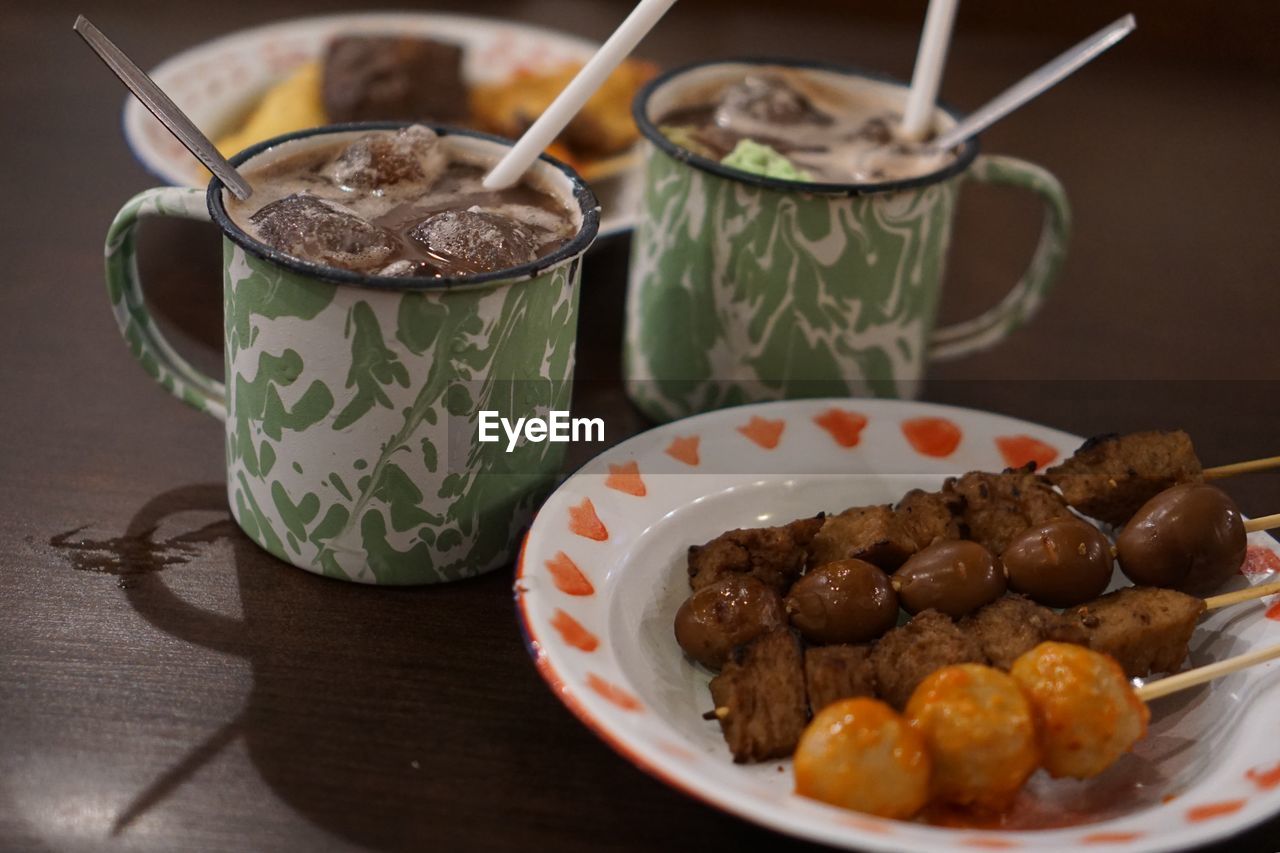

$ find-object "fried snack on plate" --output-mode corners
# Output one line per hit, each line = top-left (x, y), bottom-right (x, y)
(470, 59), (657, 160)
(323, 35), (467, 123)
(215, 61), (325, 159)
(541, 141), (581, 173)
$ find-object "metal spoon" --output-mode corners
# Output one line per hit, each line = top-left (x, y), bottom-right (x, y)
(73, 15), (254, 200)
(927, 14), (1136, 153)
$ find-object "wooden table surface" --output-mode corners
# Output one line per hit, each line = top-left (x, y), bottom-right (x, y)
(3, 1), (1279, 850)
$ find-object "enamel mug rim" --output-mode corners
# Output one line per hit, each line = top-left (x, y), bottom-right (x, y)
(632, 57), (981, 197)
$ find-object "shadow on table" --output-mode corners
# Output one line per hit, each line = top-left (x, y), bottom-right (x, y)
(56, 482), (529, 850)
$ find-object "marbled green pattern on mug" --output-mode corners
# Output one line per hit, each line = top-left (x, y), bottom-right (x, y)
(222, 243), (579, 585)
(626, 143), (959, 422)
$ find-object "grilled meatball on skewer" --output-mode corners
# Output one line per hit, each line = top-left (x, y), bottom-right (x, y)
(904, 664), (1040, 811)
(794, 697), (932, 819)
(1010, 642), (1150, 779)
(797, 640), (1280, 821)
(796, 645), (1148, 820)
(795, 649), (1136, 820)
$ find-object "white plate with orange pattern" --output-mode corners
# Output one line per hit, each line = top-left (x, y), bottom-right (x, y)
(516, 397), (1280, 852)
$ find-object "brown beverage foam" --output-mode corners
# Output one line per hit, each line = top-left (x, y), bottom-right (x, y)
(658, 67), (957, 184)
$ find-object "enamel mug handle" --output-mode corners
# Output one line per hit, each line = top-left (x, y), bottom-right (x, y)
(929, 154), (1071, 361)
(105, 187), (227, 421)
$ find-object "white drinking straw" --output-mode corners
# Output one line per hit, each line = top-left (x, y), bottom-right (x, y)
(483, 0), (679, 190)
(927, 14), (1135, 153)
(899, 0), (960, 141)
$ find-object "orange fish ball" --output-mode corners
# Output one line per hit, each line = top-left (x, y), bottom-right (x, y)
(905, 663), (1040, 811)
(1010, 642), (1150, 779)
(794, 697), (931, 820)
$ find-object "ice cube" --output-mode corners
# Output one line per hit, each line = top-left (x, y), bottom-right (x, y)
(323, 124), (448, 198)
(853, 115), (895, 146)
(378, 259), (420, 277)
(249, 193), (396, 272)
(408, 209), (540, 276)
(480, 203), (574, 241)
(714, 75), (833, 131)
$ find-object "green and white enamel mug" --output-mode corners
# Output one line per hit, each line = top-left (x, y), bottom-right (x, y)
(625, 59), (1071, 423)
(105, 124), (599, 585)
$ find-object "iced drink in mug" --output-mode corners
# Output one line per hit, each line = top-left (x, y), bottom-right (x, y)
(225, 125), (579, 278)
(625, 60), (1071, 423)
(105, 124), (599, 584)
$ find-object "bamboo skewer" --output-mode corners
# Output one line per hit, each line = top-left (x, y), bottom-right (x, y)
(1204, 455), (1280, 479)
(1137, 642), (1280, 701)
(1203, 578), (1280, 611)
(1244, 513), (1280, 534)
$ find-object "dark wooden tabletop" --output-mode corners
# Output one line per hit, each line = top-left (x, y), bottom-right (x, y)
(3, 1), (1279, 850)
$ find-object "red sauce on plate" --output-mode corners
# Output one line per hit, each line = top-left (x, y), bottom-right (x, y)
(902, 417), (962, 458)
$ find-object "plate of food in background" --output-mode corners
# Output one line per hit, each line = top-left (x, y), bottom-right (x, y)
(516, 397), (1280, 852)
(121, 12), (654, 237)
